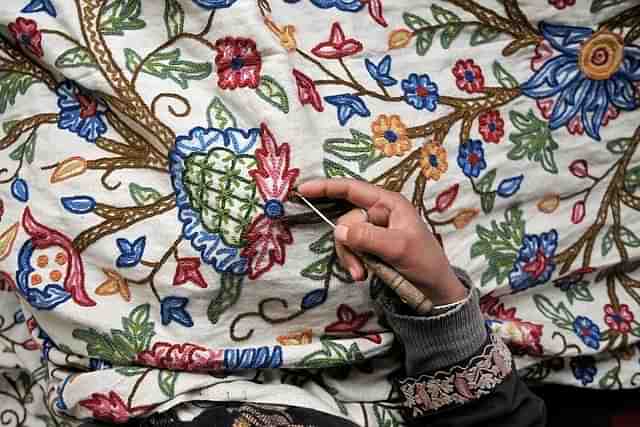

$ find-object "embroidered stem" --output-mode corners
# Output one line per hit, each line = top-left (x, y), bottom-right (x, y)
(0, 113), (58, 151)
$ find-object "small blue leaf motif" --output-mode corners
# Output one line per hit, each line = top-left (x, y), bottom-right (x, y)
(365, 55), (397, 87)
(14, 309), (25, 324)
(11, 178), (29, 202)
(497, 175), (524, 198)
(301, 288), (328, 309)
(116, 236), (146, 268)
(324, 94), (371, 126)
(61, 196), (96, 214)
(21, 0), (57, 17)
(160, 296), (194, 327)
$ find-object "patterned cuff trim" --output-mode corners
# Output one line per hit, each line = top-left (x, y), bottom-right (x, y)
(398, 333), (513, 417)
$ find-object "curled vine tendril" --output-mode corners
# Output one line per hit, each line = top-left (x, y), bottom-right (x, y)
(151, 93), (192, 118)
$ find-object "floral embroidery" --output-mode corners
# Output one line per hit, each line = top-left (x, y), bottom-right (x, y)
(292, 69), (323, 111)
(80, 391), (152, 424)
(457, 139), (486, 178)
(573, 316), (601, 350)
(277, 329), (313, 346)
(325, 94), (371, 126)
(399, 333), (512, 416)
(419, 142), (447, 180)
(452, 59), (485, 94)
(311, 22), (363, 59)
(570, 356), (597, 386)
(173, 257), (208, 288)
(55, 80), (108, 143)
(365, 55), (397, 86)
(21, 0), (57, 17)
(160, 296), (193, 327)
(401, 73), (439, 111)
(603, 304), (634, 333)
(115, 236), (146, 268)
(549, 0), (575, 9)
(478, 111), (504, 144)
(214, 37), (262, 90)
(95, 269), (131, 302)
(137, 342), (224, 371)
(9, 17), (43, 57)
(192, 0), (237, 9)
(371, 114), (411, 157)
(508, 230), (558, 292)
(224, 345), (283, 369)
(522, 23), (640, 141)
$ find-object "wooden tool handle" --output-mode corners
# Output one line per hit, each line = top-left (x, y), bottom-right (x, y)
(359, 253), (433, 315)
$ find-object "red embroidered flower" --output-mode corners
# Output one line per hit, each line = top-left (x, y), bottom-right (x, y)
(0, 271), (16, 291)
(242, 124), (300, 279)
(478, 110), (505, 144)
(80, 391), (151, 424)
(311, 22), (363, 59)
(452, 59), (485, 94)
(549, 0), (575, 9)
(604, 304), (634, 333)
(214, 37), (262, 90)
(137, 342), (224, 371)
(325, 304), (381, 344)
(9, 17), (43, 57)
(292, 69), (323, 112)
(172, 257), (208, 288)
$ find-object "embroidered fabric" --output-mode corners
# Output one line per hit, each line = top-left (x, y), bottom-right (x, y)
(398, 333), (513, 416)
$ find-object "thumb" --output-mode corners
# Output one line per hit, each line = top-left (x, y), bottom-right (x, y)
(334, 222), (407, 262)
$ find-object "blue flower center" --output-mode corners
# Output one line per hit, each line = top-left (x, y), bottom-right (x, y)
(429, 154), (438, 167)
(488, 122), (497, 132)
(231, 57), (245, 70)
(464, 70), (476, 82)
(611, 313), (623, 324)
(383, 130), (398, 143)
(20, 34), (31, 45)
(264, 199), (284, 219)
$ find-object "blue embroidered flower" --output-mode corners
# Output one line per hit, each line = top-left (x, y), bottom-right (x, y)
(497, 175), (524, 198)
(170, 126), (260, 274)
(160, 296), (194, 327)
(224, 346), (283, 369)
(457, 139), (486, 178)
(522, 23), (640, 141)
(285, 0), (365, 12)
(324, 94), (371, 126)
(401, 73), (439, 111)
(192, 0), (237, 9)
(365, 55), (397, 86)
(509, 230), (558, 292)
(22, 0), (57, 17)
(54, 374), (72, 412)
(115, 236), (146, 268)
(56, 80), (108, 143)
(570, 356), (597, 386)
(89, 358), (113, 371)
(573, 316), (601, 350)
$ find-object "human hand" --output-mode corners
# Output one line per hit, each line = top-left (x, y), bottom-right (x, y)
(296, 178), (467, 306)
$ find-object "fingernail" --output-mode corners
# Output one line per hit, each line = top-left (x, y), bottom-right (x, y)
(334, 225), (348, 243)
(350, 267), (360, 281)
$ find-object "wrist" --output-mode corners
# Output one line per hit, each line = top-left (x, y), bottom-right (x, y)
(418, 268), (468, 306)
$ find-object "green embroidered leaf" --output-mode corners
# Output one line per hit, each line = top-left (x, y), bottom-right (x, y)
(606, 138), (632, 154)
(624, 165), (640, 192)
(470, 206), (524, 286)
(323, 159), (364, 180)
(298, 339), (364, 368)
(476, 168), (497, 214)
(122, 303), (155, 353)
(598, 365), (621, 389)
(116, 366), (149, 376)
(563, 281), (594, 305)
(532, 294), (575, 331)
(480, 193), (496, 214)
(602, 226), (614, 256)
(72, 328), (131, 365)
(431, 5), (463, 49)
(9, 129), (36, 164)
(373, 404), (402, 427)
(324, 129), (382, 172)
(403, 12), (430, 30)
(470, 26), (500, 46)
(164, 0), (185, 39)
(620, 226), (640, 247)
(99, 0), (146, 36)
(55, 47), (98, 69)
(208, 273), (243, 325)
(158, 370), (179, 398)
(31, 364), (48, 383)
(508, 109), (559, 174)
(309, 231), (335, 254)
(129, 183), (161, 206)
(255, 75), (289, 113)
(492, 61), (519, 89)
(415, 30), (435, 56)
(300, 255), (351, 282)
(0, 72), (36, 114)
(591, 0), (631, 13)
(124, 48), (212, 90)
(206, 97), (237, 129)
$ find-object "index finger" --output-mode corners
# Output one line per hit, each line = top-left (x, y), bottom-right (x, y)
(296, 178), (398, 210)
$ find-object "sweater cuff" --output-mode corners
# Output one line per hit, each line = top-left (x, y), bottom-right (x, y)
(378, 268), (487, 375)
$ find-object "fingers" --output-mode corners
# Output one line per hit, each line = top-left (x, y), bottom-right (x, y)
(334, 221), (408, 264)
(297, 178), (397, 211)
(334, 209), (366, 280)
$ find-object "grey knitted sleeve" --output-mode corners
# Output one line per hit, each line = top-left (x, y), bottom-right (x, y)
(378, 268), (487, 376)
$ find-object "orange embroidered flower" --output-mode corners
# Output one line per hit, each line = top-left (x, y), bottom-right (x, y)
(388, 29), (412, 49)
(419, 142), (448, 181)
(276, 329), (313, 346)
(371, 114), (411, 157)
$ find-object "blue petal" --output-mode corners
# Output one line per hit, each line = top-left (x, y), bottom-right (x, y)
(191, 0), (237, 9)
(11, 178), (29, 202)
(606, 74), (638, 111)
(540, 230), (559, 257)
(365, 58), (379, 80)
(521, 55), (582, 99)
(116, 237), (146, 268)
(539, 22), (592, 57)
(548, 78), (593, 130)
(325, 94), (371, 126)
(582, 82), (609, 141)
(301, 288), (327, 309)
(309, 0), (365, 12)
(21, 0), (57, 17)
(27, 286), (71, 310)
(225, 127), (259, 154)
(161, 297), (193, 327)
(61, 196), (95, 214)
(496, 175), (524, 198)
(621, 45), (640, 81)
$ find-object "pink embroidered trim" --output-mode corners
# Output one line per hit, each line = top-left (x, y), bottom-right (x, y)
(399, 333), (513, 417)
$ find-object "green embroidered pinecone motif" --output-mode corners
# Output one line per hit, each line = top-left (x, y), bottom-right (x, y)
(182, 147), (261, 247)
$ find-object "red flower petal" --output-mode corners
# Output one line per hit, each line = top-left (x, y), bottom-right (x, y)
(292, 69), (323, 112)
(325, 304), (373, 333)
(311, 22), (363, 59)
(571, 200), (586, 224)
(241, 215), (293, 280)
(173, 257), (208, 288)
(367, 0), (388, 27)
(435, 183), (459, 213)
(569, 160), (588, 178)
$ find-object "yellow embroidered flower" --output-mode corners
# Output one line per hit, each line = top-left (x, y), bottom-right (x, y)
(419, 142), (448, 181)
(371, 114), (411, 157)
(278, 25), (297, 51)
